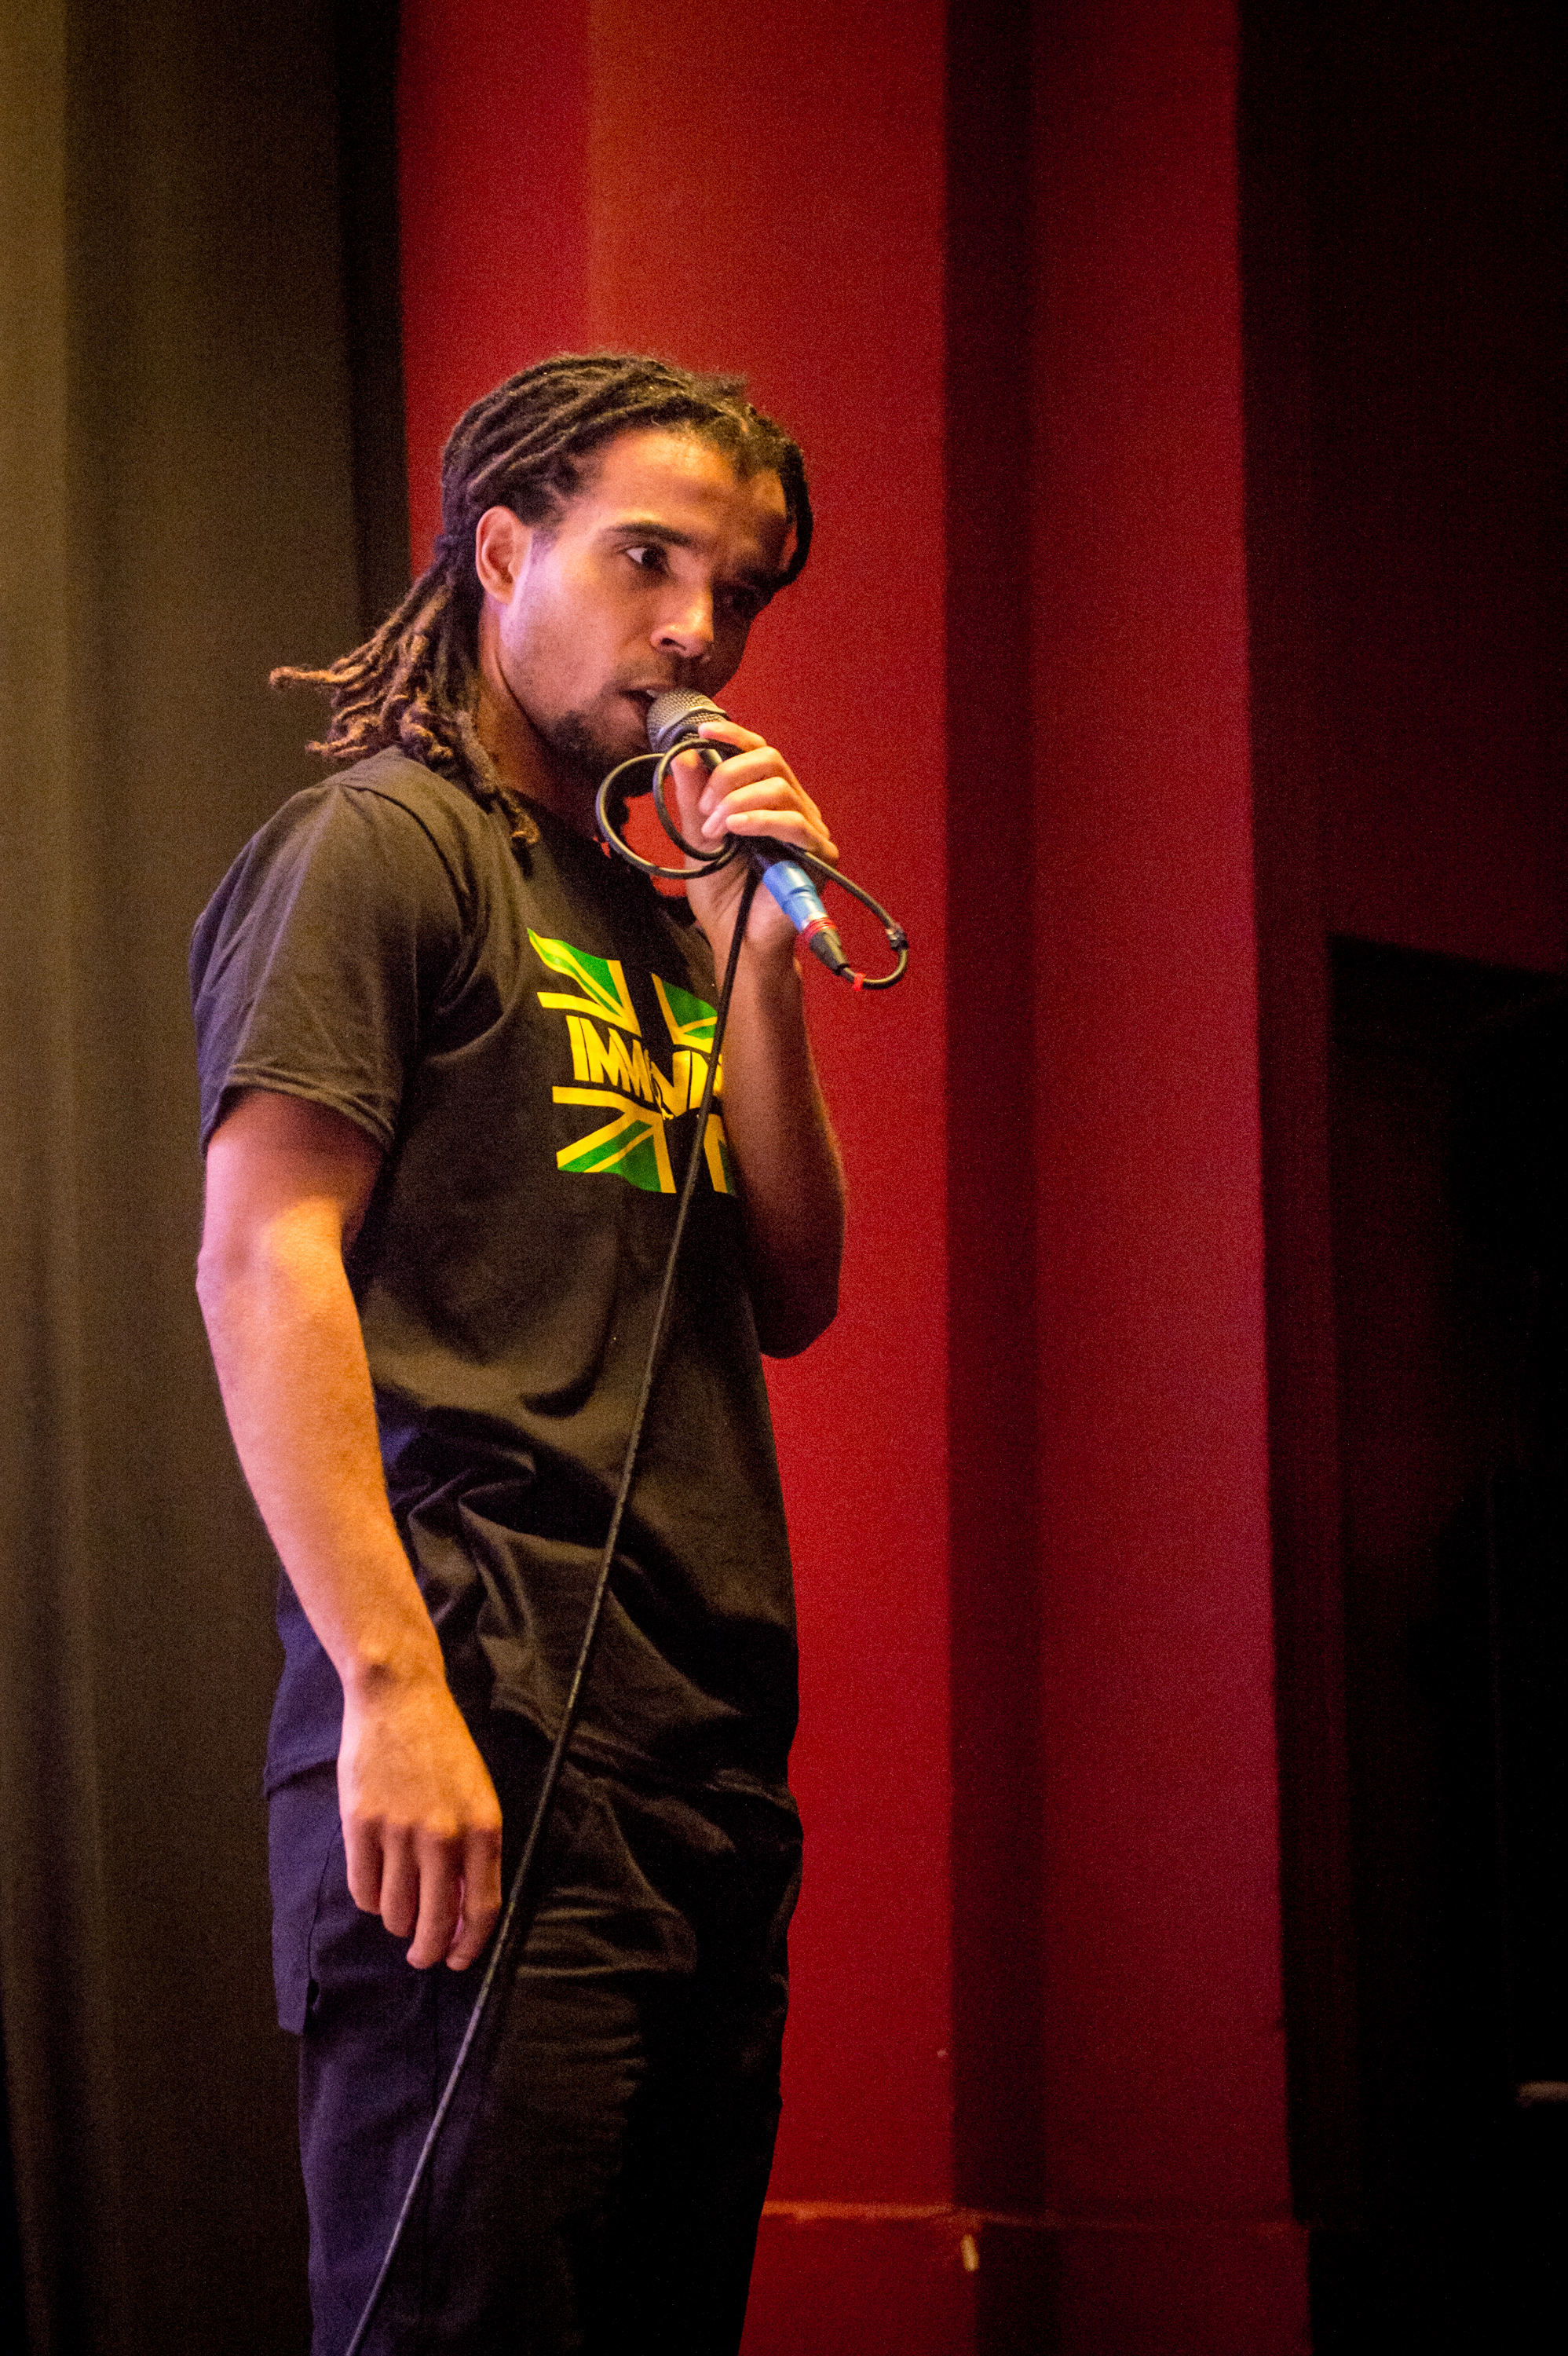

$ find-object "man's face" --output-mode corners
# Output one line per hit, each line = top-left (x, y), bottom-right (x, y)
(481, 427), (791, 792)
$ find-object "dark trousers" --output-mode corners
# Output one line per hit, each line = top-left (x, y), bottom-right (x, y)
(269, 1725), (802, 2355)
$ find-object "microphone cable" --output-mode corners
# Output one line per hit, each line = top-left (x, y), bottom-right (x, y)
(342, 874), (758, 2356)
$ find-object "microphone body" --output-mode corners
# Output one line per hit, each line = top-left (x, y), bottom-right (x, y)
(645, 691), (849, 975)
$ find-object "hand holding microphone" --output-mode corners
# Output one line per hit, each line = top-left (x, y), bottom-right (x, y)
(646, 690), (852, 979)
(593, 694), (908, 989)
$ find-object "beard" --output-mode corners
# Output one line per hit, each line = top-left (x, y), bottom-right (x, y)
(543, 705), (642, 792)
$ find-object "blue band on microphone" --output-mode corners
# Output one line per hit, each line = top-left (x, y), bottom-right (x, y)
(758, 857), (827, 931)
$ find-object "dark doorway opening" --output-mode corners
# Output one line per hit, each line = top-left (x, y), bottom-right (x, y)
(1314, 937), (1568, 2349)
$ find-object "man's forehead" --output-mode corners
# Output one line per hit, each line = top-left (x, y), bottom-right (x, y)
(576, 428), (788, 543)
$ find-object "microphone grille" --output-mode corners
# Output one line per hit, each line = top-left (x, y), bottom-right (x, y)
(647, 689), (728, 756)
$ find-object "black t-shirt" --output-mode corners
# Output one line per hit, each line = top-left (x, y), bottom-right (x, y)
(192, 750), (798, 1794)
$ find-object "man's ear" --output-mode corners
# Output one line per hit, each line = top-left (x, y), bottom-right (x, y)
(473, 506), (532, 601)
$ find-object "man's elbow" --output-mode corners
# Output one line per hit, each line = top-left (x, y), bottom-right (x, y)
(755, 1268), (841, 1359)
(195, 1227), (251, 1332)
(195, 1211), (306, 1326)
(195, 1230), (232, 1313)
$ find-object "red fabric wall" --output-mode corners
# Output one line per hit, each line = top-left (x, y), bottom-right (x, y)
(397, 2), (1306, 2346)
(1029, 0), (1292, 2221)
(400, 0), (955, 2210)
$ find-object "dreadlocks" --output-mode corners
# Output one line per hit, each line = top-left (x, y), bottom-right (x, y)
(272, 353), (814, 809)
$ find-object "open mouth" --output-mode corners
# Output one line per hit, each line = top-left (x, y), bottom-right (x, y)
(621, 686), (674, 744)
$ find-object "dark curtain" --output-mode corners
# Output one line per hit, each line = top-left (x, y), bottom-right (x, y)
(0, 3), (404, 2347)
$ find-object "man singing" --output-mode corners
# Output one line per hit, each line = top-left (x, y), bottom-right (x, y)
(192, 353), (844, 2353)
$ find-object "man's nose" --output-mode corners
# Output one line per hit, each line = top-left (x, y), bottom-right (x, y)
(652, 591), (714, 660)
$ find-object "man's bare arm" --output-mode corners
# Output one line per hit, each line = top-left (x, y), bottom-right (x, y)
(673, 730), (846, 1357)
(197, 1088), (501, 1968)
(704, 948), (844, 1357)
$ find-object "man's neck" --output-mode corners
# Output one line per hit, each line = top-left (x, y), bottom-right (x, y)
(469, 602), (601, 831)
(473, 673), (598, 835)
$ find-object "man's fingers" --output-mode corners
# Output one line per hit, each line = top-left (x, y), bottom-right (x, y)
(705, 784), (837, 866)
(403, 1832), (465, 1969)
(345, 1812), (502, 1966)
(696, 744), (802, 810)
(378, 1831), (422, 1943)
(672, 736), (839, 874)
(721, 807), (837, 863)
(695, 722), (764, 765)
(444, 1824), (504, 1970)
(335, 1666), (506, 1961)
(343, 1819), (384, 1918)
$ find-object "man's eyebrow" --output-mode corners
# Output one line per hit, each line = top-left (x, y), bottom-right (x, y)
(603, 518), (780, 592)
(605, 516), (696, 546)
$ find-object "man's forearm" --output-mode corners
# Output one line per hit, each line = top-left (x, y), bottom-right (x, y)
(197, 1215), (439, 1690)
(196, 1088), (502, 1967)
(712, 945), (845, 1357)
(666, 724), (846, 1352)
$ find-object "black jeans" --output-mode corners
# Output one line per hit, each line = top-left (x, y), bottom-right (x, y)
(270, 1723), (802, 2355)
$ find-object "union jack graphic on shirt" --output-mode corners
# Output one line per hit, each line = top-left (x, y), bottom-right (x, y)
(529, 930), (734, 1197)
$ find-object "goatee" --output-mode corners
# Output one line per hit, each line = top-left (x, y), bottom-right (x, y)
(546, 711), (628, 792)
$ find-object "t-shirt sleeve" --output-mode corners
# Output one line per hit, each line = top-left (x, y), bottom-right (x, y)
(190, 782), (468, 1153)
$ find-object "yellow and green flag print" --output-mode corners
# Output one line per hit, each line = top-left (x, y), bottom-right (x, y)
(531, 931), (731, 1197)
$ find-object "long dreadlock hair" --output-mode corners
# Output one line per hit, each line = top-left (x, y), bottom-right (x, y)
(272, 353), (813, 810)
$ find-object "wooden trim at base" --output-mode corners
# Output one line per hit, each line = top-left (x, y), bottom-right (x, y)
(745, 2206), (1310, 2355)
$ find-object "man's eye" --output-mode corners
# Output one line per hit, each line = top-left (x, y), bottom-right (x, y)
(626, 544), (667, 573)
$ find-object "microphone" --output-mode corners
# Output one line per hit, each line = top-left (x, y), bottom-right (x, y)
(645, 690), (850, 975)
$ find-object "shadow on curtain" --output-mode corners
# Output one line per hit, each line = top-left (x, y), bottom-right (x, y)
(1, 3), (404, 2347)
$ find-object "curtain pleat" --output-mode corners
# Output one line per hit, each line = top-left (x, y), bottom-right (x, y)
(1, 5), (371, 2347)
